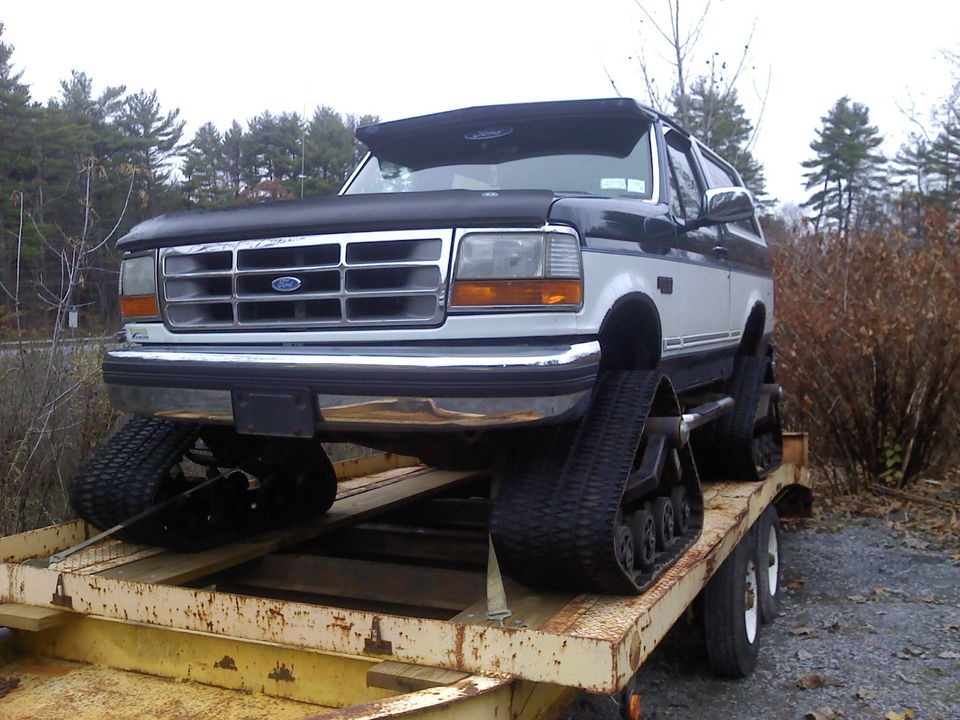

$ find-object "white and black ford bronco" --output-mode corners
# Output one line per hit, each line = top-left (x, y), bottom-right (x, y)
(72, 98), (782, 594)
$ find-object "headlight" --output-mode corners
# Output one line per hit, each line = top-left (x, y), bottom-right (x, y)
(119, 253), (160, 320)
(451, 230), (583, 310)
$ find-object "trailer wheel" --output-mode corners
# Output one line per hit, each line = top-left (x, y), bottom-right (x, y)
(703, 537), (761, 677)
(620, 672), (643, 720)
(755, 505), (782, 623)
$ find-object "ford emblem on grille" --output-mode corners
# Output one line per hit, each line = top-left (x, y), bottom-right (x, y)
(271, 276), (302, 292)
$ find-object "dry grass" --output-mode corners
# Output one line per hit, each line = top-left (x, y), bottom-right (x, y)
(0, 339), (122, 535)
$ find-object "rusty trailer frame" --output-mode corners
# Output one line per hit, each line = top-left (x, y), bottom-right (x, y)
(0, 434), (810, 719)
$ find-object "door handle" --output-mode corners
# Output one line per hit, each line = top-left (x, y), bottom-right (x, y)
(712, 245), (728, 259)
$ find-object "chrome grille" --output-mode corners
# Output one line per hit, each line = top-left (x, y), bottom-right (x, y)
(160, 230), (451, 331)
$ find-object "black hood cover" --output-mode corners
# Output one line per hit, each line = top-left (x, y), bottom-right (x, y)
(117, 190), (557, 251)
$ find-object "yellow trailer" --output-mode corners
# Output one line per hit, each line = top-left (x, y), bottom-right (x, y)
(0, 434), (810, 719)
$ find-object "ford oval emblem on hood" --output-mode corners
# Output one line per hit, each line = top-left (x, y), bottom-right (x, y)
(271, 276), (302, 292)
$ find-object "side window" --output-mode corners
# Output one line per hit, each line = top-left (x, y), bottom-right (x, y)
(699, 152), (762, 238)
(665, 133), (701, 221)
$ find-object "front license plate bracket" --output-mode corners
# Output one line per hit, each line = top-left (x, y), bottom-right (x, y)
(232, 388), (315, 438)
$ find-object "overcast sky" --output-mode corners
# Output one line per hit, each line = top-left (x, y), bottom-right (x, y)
(3, 0), (958, 206)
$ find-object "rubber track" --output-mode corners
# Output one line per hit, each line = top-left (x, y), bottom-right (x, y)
(491, 370), (702, 594)
(71, 417), (340, 551)
(70, 416), (201, 544)
(702, 355), (782, 481)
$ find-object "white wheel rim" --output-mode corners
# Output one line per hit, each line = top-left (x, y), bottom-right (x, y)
(744, 557), (759, 643)
(767, 527), (780, 597)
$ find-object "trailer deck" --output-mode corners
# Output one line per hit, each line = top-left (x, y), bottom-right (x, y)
(0, 434), (810, 719)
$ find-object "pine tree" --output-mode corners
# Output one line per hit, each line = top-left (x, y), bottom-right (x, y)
(927, 85), (960, 208)
(676, 76), (767, 199)
(892, 133), (933, 239)
(222, 120), (244, 198)
(182, 122), (229, 207)
(239, 111), (303, 195)
(117, 89), (185, 215)
(802, 97), (885, 237)
(0, 24), (38, 311)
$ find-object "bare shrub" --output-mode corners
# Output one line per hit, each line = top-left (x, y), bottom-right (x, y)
(0, 339), (121, 535)
(773, 209), (960, 492)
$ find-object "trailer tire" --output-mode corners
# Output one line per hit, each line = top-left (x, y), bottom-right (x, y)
(755, 505), (783, 623)
(703, 536), (761, 677)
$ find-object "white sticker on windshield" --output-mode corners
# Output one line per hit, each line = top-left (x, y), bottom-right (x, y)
(601, 178), (627, 190)
(628, 179), (647, 194)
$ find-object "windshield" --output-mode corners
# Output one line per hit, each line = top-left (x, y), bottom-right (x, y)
(343, 116), (654, 198)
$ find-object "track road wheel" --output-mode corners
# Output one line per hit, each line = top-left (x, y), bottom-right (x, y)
(670, 484), (691, 536)
(704, 537), (761, 677)
(755, 505), (783, 623)
(651, 496), (675, 550)
(631, 509), (657, 572)
(614, 518), (635, 577)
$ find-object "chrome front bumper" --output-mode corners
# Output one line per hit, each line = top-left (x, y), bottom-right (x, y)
(103, 340), (600, 433)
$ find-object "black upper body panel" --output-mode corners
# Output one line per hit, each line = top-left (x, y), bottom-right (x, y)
(356, 98), (659, 157)
(116, 190), (557, 251)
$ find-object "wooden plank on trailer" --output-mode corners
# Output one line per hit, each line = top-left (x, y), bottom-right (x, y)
(0, 603), (71, 632)
(321, 523), (488, 567)
(232, 555), (486, 611)
(366, 660), (471, 693)
(332, 452), (420, 480)
(781, 431), (808, 466)
(100, 466), (484, 586)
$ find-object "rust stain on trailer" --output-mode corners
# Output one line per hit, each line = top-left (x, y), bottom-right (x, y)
(538, 597), (600, 634)
(326, 612), (355, 637)
(213, 655), (237, 671)
(269, 663), (296, 682)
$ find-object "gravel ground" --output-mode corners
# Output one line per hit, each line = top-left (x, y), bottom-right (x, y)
(559, 517), (960, 720)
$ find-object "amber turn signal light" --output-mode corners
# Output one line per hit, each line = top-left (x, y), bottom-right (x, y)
(120, 294), (160, 320)
(451, 279), (583, 308)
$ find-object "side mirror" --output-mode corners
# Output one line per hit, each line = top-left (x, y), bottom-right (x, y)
(701, 186), (755, 224)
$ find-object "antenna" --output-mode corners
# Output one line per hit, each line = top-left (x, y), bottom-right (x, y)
(299, 100), (307, 198)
